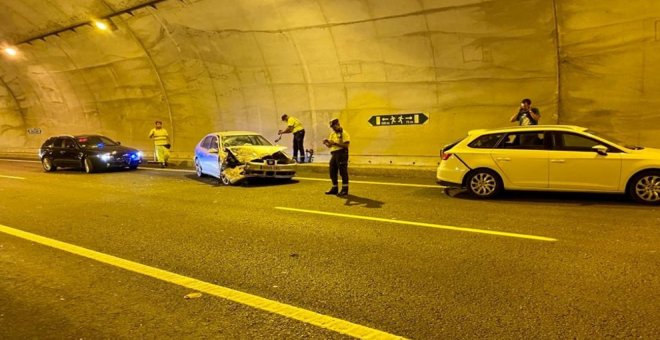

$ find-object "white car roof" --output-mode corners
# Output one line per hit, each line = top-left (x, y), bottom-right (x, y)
(468, 125), (588, 135)
(208, 131), (263, 137)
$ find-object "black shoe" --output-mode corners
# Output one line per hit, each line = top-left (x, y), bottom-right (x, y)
(337, 188), (349, 197)
(325, 187), (338, 195)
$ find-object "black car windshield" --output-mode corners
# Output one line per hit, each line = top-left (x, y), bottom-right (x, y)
(222, 135), (272, 147)
(585, 130), (642, 150)
(76, 136), (119, 148)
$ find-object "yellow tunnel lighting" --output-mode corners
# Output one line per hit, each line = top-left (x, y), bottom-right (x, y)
(93, 20), (109, 30)
(3, 47), (17, 56)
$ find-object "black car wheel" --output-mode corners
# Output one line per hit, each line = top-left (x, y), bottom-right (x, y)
(129, 162), (139, 170)
(83, 157), (95, 173)
(629, 171), (660, 204)
(466, 169), (502, 199)
(41, 157), (56, 172)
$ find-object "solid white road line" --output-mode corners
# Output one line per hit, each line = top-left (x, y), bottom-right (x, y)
(138, 167), (197, 173)
(294, 176), (443, 189)
(2, 159), (441, 189)
(0, 224), (405, 339)
(275, 207), (558, 242)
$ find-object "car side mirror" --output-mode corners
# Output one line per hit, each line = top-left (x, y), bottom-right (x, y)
(117, 141), (121, 145)
(592, 145), (608, 156)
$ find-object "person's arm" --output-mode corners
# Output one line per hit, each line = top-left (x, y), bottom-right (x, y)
(329, 131), (350, 149)
(330, 140), (350, 148)
(529, 109), (541, 122)
(510, 112), (520, 123)
(148, 129), (154, 139)
(278, 126), (294, 135)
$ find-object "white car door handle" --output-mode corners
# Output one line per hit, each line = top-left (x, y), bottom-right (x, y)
(550, 159), (565, 163)
(495, 157), (511, 161)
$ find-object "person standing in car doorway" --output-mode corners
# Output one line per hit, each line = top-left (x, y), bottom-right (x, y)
(278, 114), (305, 163)
(323, 118), (350, 197)
(148, 120), (170, 167)
(510, 98), (541, 125)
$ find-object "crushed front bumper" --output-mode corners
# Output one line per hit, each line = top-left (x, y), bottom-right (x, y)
(244, 162), (296, 178)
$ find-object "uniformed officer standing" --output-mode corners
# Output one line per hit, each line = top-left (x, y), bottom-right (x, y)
(323, 118), (350, 196)
(278, 114), (305, 162)
(148, 120), (170, 167)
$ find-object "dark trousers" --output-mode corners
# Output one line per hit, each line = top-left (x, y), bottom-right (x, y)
(329, 149), (349, 187)
(293, 130), (305, 162)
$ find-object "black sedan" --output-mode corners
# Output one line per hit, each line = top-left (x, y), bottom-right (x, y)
(39, 135), (143, 173)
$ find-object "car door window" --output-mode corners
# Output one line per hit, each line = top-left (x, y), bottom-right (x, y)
(201, 136), (213, 149)
(498, 132), (546, 150)
(62, 138), (77, 149)
(43, 138), (57, 148)
(51, 138), (63, 148)
(209, 136), (219, 150)
(553, 132), (609, 152)
(469, 133), (505, 148)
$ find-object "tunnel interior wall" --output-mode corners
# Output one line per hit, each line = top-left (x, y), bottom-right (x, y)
(1, 0), (659, 165)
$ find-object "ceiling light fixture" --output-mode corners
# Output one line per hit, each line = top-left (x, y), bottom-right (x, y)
(94, 21), (109, 30)
(12, 0), (176, 45)
(3, 47), (18, 56)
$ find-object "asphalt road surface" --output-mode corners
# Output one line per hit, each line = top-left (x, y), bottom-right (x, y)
(0, 159), (658, 339)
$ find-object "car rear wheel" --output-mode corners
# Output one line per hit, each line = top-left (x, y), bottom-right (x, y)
(42, 157), (56, 172)
(129, 162), (139, 170)
(629, 171), (660, 204)
(195, 159), (204, 177)
(466, 169), (502, 199)
(83, 157), (95, 173)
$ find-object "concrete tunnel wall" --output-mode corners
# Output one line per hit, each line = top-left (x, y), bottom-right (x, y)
(1, 0), (660, 165)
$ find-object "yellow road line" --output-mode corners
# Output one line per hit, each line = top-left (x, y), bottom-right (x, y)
(0, 224), (405, 339)
(294, 176), (443, 189)
(0, 159), (39, 163)
(275, 207), (557, 242)
(0, 174), (25, 180)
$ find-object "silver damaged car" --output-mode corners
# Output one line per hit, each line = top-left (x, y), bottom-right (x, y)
(194, 131), (297, 185)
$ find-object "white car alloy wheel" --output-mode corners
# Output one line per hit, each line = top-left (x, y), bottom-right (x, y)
(42, 157), (54, 172)
(467, 170), (501, 198)
(195, 159), (203, 177)
(84, 157), (94, 173)
(220, 173), (231, 185)
(632, 173), (660, 204)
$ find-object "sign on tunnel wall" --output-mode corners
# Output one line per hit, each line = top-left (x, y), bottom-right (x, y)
(368, 113), (429, 127)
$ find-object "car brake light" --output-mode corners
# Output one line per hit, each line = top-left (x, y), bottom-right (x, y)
(441, 152), (452, 161)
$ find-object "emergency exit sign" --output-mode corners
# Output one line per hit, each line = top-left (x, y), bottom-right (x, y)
(368, 113), (428, 126)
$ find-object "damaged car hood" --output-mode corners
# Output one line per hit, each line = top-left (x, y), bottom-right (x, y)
(227, 145), (288, 163)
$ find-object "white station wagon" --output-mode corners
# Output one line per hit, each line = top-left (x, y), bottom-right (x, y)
(437, 125), (660, 204)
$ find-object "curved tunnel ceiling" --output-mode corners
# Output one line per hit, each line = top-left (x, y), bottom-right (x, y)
(1, 0), (660, 164)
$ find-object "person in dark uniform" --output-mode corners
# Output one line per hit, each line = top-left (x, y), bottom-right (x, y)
(323, 118), (350, 196)
(278, 114), (305, 162)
